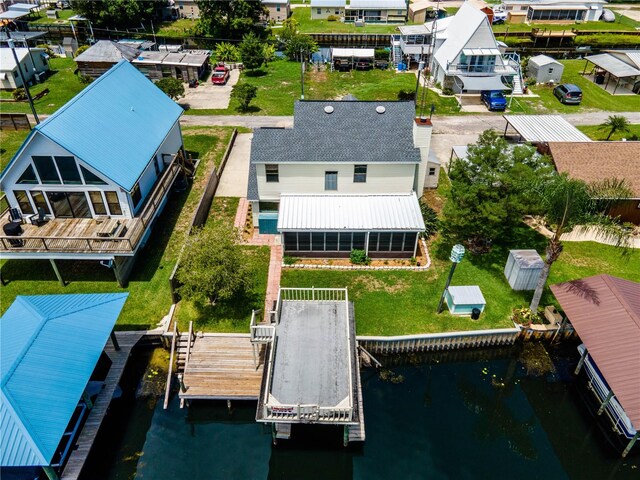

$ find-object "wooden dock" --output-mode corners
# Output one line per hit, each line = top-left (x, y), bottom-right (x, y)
(180, 334), (265, 401)
(61, 332), (143, 480)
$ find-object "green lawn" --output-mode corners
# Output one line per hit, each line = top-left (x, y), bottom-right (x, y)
(155, 18), (199, 37)
(521, 60), (640, 113)
(26, 9), (77, 24)
(281, 228), (639, 336)
(0, 127), (236, 329)
(291, 7), (406, 34)
(0, 129), (30, 171)
(577, 124), (640, 141)
(0, 57), (87, 115)
(173, 196), (271, 333)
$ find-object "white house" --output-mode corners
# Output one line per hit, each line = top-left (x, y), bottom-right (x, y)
(0, 60), (185, 286)
(345, 0), (407, 23)
(500, 0), (606, 23)
(0, 47), (50, 89)
(247, 100), (439, 258)
(311, 0), (346, 20)
(429, 4), (521, 94)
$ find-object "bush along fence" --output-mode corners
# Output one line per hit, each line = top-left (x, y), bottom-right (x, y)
(168, 128), (238, 303)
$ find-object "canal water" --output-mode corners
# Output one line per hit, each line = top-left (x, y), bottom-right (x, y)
(83, 344), (639, 480)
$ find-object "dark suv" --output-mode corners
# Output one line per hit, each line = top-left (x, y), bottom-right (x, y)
(553, 84), (583, 105)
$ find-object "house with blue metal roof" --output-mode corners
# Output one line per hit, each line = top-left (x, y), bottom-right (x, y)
(0, 293), (128, 480)
(0, 60), (186, 286)
(248, 100), (436, 258)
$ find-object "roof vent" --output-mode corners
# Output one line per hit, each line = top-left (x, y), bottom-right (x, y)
(376, 105), (386, 114)
(324, 105), (334, 114)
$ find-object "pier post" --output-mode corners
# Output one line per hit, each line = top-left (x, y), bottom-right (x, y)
(343, 426), (349, 447)
(49, 259), (65, 287)
(110, 331), (121, 351)
(178, 374), (186, 393)
(227, 400), (232, 413)
(597, 391), (614, 416)
(272, 424), (277, 445)
(622, 432), (639, 458)
(575, 348), (588, 375)
(42, 466), (60, 480)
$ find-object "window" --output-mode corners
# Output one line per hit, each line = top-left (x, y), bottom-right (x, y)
(378, 232), (392, 251)
(153, 155), (161, 177)
(404, 232), (417, 252)
(276, 5), (280, 11)
(335, 9), (340, 14)
(354, 165), (367, 183)
(391, 233), (404, 251)
(14, 190), (34, 214)
(284, 232), (297, 251)
(265, 164), (279, 183)
(297, 232), (311, 251)
(259, 201), (279, 212)
(353, 232), (366, 250)
(55, 156), (81, 184)
(80, 165), (107, 185)
(88, 191), (107, 215)
(325, 171), (338, 191)
(317, 8), (321, 14)
(368, 232), (379, 251)
(339, 232), (352, 251)
(131, 183), (142, 209)
(325, 232), (338, 251)
(105, 191), (122, 215)
(428, 167), (436, 176)
(548, 68), (554, 74)
(312, 232), (324, 251)
(17, 164), (38, 184)
(30, 191), (50, 214)
(32, 156), (60, 184)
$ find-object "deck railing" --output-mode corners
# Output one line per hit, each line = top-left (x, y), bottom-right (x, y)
(263, 403), (353, 423)
(250, 309), (275, 343)
(279, 287), (348, 302)
(0, 154), (181, 254)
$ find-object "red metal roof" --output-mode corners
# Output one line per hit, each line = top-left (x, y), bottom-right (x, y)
(551, 275), (640, 430)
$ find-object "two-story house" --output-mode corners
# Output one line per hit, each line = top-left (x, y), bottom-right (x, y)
(0, 60), (185, 286)
(262, 0), (290, 22)
(429, 4), (521, 94)
(247, 100), (439, 258)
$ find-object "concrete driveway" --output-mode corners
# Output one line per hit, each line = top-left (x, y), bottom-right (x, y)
(216, 133), (252, 197)
(178, 69), (240, 110)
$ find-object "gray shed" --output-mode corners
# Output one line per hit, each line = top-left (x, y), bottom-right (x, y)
(504, 250), (544, 291)
(527, 55), (564, 85)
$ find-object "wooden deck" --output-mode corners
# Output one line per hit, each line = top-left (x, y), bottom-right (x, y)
(180, 335), (265, 401)
(61, 332), (144, 480)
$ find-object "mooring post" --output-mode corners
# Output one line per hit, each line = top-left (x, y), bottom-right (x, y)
(49, 259), (65, 287)
(343, 425), (349, 447)
(622, 432), (639, 458)
(178, 374), (186, 393)
(575, 348), (588, 375)
(597, 391), (614, 416)
(227, 399), (232, 413)
(272, 424), (277, 445)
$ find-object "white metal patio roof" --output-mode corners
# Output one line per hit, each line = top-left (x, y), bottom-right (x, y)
(456, 75), (508, 91)
(585, 53), (640, 79)
(331, 48), (375, 58)
(503, 115), (591, 143)
(277, 193), (425, 231)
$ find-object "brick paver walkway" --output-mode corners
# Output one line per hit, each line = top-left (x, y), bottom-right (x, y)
(234, 197), (249, 229)
(264, 245), (283, 321)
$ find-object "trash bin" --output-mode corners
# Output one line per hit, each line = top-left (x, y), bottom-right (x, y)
(471, 308), (481, 320)
(595, 74), (605, 85)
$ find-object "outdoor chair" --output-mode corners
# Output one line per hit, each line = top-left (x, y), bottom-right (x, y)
(28, 207), (48, 226)
(7, 207), (24, 224)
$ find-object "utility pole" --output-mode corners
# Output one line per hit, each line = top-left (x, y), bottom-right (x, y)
(5, 29), (39, 124)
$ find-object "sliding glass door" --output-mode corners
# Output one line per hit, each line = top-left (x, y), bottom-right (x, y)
(46, 192), (92, 218)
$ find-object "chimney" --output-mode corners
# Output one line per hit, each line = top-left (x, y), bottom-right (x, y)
(413, 117), (435, 192)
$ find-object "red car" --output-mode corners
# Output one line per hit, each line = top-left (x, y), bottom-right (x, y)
(211, 65), (230, 85)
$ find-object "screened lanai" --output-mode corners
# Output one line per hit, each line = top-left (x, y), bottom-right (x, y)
(277, 193), (425, 258)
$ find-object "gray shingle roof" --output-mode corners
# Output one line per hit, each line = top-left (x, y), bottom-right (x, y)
(247, 163), (259, 201)
(250, 101), (421, 165)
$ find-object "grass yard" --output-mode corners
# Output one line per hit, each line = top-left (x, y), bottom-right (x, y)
(0, 57), (87, 115)
(520, 60), (640, 113)
(0, 127), (236, 329)
(0, 129), (30, 171)
(291, 7), (407, 34)
(577, 124), (640, 141)
(26, 9), (77, 24)
(281, 227), (639, 336)
(173, 196), (271, 333)
(155, 18), (199, 37)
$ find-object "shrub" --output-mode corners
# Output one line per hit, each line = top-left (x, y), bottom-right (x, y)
(525, 77), (537, 86)
(77, 73), (93, 85)
(12, 88), (27, 101)
(283, 256), (298, 265)
(74, 45), (89, 57)
(397, 89), (415, 101)
(350, 249), (370, 265)
(435, 82), (442, 89)
(327, 15), (338, 21)
(374, 48), (388, 60)
(232, 83), (258, 111)
(155, 77), (185, 100)
(36, 43), (55, 56)
(409, 257), (417, 266)
(512, 307), (544, 326)
(419, 200), (439, 239)
(442, 87), (454, 96)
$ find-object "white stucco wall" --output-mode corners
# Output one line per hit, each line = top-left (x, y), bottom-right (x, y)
(312, 7), (345, 19)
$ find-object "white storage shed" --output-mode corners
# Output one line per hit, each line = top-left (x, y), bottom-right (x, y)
(527, 55), (564, 84)
(445, 286), (486, 316)
(504, 249), (544, 291)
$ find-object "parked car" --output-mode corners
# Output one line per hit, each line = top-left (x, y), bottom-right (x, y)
(553, 84), (582, 104)
(481, 90), (507, 111)
(211, 65), (230, 85)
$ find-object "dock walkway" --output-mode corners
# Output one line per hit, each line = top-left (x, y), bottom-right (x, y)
(179, 334), (265, 401)
(61, 332), (143, 480)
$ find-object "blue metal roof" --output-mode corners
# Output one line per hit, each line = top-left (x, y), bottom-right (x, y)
(2, 60), (183, 191)
(0, 293), (128, 467)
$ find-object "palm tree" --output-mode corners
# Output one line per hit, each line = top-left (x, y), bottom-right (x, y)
(528, 174), (633, 312)
(600, 114), (630, 141)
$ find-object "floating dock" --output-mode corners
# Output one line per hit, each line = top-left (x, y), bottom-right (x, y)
(256, 288), (365, 445)
(61, 332), (143, 480)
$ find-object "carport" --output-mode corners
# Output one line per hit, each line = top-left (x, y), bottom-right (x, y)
(452, 75), (509, 109)
(502, 114), (591, 144)
(583, 54), (640, 95)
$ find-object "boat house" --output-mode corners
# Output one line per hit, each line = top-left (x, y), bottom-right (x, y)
(0, 60), (185, 286)
(551, 275), (640, 457)
(0, 293), (128, 480)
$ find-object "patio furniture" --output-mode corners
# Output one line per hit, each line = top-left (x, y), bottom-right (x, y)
(28, 207), (48, 226)
(3, 221), (24, 247)
(7, 207), (24, 224)
(96, 219), (121, 237)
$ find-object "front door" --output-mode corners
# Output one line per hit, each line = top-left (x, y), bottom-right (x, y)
(46, 192), (92, 218)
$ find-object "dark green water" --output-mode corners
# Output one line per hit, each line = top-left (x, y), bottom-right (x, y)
(84, 346), (640, 480)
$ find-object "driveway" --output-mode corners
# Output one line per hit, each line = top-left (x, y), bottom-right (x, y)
(216, 133), (252, 197)
(178, 69), (240, 110)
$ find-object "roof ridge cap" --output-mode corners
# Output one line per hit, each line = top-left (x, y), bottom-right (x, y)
(0, 388), (49, 465)
(601, 275), (640, 326)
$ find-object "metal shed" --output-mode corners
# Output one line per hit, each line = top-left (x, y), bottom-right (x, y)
(445, 286), (486, 316)
(527, 55), (564, 84)
(504, 249), (544, 291)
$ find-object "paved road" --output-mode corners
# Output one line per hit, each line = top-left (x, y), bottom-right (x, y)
(179, 111), (640, 132)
